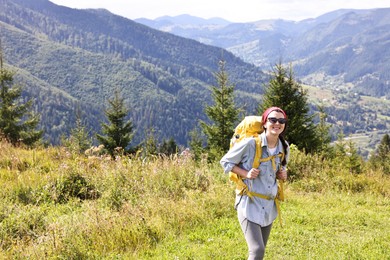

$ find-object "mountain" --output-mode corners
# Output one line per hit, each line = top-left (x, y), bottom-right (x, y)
(289, 9), (390, 97)
(135, 14), (232, 47)
(0, 0), (266, 146)
(1, 1), (389, 156)
(137, 14), (231, 28)
(136, 9), (390, 99)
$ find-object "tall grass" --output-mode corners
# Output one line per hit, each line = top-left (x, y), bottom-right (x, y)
(0, 140), (389, 259)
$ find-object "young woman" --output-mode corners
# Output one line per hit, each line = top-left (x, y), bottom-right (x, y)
(220, 107), (289, 260)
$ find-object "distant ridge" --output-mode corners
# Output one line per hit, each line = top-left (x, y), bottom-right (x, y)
(154, 14), (231, 26)
(136, 8), (390, 98)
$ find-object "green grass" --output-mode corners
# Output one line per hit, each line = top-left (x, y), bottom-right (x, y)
(0, 141), (389, 259)
(138, 191), (389, 260)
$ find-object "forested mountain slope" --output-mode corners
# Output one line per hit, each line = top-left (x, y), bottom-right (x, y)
(138, 9), (390, 98)
(0, 0), (266, 145)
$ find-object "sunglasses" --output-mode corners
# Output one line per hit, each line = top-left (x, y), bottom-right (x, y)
(268, 117), (287, 124)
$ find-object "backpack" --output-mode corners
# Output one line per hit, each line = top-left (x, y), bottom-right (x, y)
(228, 116), (286, 225)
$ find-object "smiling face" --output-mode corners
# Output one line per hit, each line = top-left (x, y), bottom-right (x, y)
(264, 110), (286, 136)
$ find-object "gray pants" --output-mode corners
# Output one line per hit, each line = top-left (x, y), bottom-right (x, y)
(238, 210), (273, 260)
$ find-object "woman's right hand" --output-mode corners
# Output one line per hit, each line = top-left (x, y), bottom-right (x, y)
(246, 168), (260, 179)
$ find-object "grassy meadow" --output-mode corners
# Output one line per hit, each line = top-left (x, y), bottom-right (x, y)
(0, 141), (389, 259)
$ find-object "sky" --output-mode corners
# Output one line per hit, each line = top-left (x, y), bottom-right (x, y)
(49, 0), (390, 23)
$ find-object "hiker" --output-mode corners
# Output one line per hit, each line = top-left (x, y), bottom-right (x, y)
(220, 107), (289, 260)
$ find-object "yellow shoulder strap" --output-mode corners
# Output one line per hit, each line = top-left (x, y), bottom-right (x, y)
(229, 136), (262, 186)
(252, 136), (262, 169)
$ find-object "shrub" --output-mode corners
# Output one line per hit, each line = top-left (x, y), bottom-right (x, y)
(48, 173), (100, 203)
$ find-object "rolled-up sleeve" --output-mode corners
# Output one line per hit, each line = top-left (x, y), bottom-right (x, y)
(220, 138), (256, 174)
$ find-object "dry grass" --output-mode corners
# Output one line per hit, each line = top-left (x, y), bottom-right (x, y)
(0, 141), (389, 259)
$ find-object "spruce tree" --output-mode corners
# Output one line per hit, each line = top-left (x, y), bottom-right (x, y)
(259, 63), (324, 153)
(189, 128), (205, 161)
(143, 127), (158, 156)
(377, 134), (390, 159)
(159, 137), (178, 155)
(345, 139), (362, 174)
(200, 60), (240, 158)
(316, 104), (332, 154)
(370, 134), (390, 174)
(0, 51), (42, 146)
(96, 91), (134, 158)
(62, 110), (92, 154)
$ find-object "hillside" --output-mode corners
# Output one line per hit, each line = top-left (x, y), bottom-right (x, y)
(135, 10), (390, 156)
(0, 0), (266, 146)
(137, 9), (390, 99)
(1, 0), (389, 156)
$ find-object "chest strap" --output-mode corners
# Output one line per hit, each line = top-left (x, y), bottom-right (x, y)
(259, 152), (284, 171)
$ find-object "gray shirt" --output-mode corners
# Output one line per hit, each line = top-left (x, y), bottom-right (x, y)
(220, 132), (289, 226)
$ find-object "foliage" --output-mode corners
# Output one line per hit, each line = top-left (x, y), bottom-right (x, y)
(158, 137), (179, 155)
(330, 132), (362, 174)
(142, 128), (159, 156)
(200, 61), (241, 160)
(369, 134), (390, 174)
(61, 111), (92, 154)
(96, 91), (134, 158)
(376, 134), (390, 158)
(49, 172), (100, 204)
(259, 63), (328, 154)
(189, 127), (206, 161)
(315, 104), (332, 155)
(0, 57), (42, 146)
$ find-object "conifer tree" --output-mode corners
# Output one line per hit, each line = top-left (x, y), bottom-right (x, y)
(377, 134), (390, 159)
(334, 132), (362, 174)
(96, 90), (134, 158)
(0, 50), (42, 146)
(159, 137), (178, 155)
(189, 127), (205, 161)
(345, 139), (362, 174)
(200, 60), (240, 158)
(370, 134), (390, 174)
(316, 104), (332, 154)
(143, 127), (158, 156)
(259, 63), (325, 153)
(62, 109), (91, 154)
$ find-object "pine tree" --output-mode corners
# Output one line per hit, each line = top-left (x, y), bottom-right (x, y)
(316, 104), (332, 154)
(96, 91), (134, 158)
(159, 137), (178, 155)
(259, 63), (325, 153)
(189, 127), (205, 161)
(143, 127), (158, 156)
(62, 109), (92, 154)
(347, 140), (362, 174)
(377, 134), (390, 159)
(200, 60), (241, 158)
(370, 134), (390, 174)
(0, 49), (42, 146)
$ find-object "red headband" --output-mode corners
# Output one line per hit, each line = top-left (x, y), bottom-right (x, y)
(262, 106), (287, 123)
